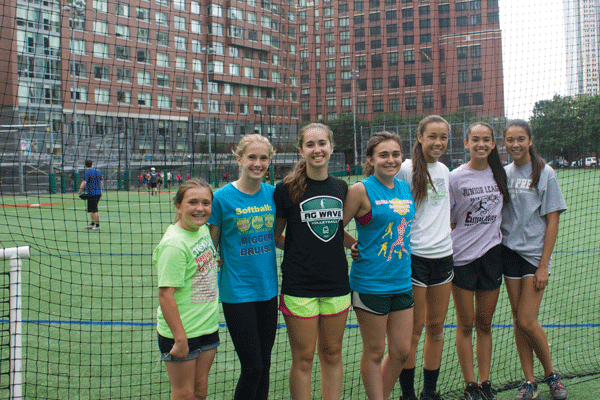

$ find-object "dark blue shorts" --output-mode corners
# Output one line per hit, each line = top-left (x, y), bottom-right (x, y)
(158, 331), (219, 362)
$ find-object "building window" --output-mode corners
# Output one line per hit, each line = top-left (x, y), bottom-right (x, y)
(471, 45), (481, 58)
(439, 4), (450, 14)
(355, 42), (366, 51)
(458, 69), (469, 83)
(116, 46), (130, 61)
(175, 75), (187, 89)
(420, 33), (431, 43)
(115, 2), (129, 17)
(176, 96), (189, 109)
(357, 79), (367, 91)
(472, 68), (482, 82)
(403, 35), (414, 45)
(422, 72), (433, 85)
(137, 49), (150, 63)
(420, 47), (433, 62)
(158, 94), (170, 109)
(419, 19), (431, 29)
(404, 74), (416, 87)
(389, 98), (400, 112)
(386, 10), (396, 19)
(137, 71), (151, 85)
(357, 101), (367, 114)
(138, 92), (151, 106)
(371, 40), (382, 49)
(388, 76), (399, 88)
(470, 14), (481, 25)
(156, 11), (169, 26)
(137, 28), (150, 43)
(440, 18), (451, 28)
(373, 100), (384, 113)
(387, 24), (397, 34)
(423, 96), (433, 109)
(403, 21), (414, 31)
(388, 51), (399, 66)
(470, 0), (481, 10)
(456, 1), (467, 11)
(459, 93), (470, 106)
(369, 12), (380, 22)
(457, 46), (468, 59)
(117, 90), (131, 104)
(354, 14), (365, 24)
(402, 7), (413, 18)
(372, 77), (383, 90)
(405, 96), (416, 110)
(473, 92), (484, 105)
(157, 52), (169, 67)
(136, 7), (149, 21)
(94, 65), (110, 80)
(403, 49), (415, 64)
(157, 73), (170, 87)
(456, 16), (468, 26)
(116, 68), (131, 83)
(355, 28), (365, 37)
(370, 26), (381, 36)
(371, 53), (382, 68)
(93, 20), (108, 36)
(488, 12), (499, 23)
(157, 32), (169, 46)
(115, 24), (130, 39)
(356, 55), (367, 69)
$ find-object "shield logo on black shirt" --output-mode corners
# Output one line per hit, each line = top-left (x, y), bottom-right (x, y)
(299, 196), (343, 242)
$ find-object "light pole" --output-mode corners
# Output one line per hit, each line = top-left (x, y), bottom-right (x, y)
(203, 46), (215, 184)
(352, 69), (360, 166)
(63, 0), (85, 167)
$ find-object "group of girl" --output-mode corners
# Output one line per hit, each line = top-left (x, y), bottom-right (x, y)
(153, 117), (567, 400)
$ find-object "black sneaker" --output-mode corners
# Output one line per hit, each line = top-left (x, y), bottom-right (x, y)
(543, 372), (568, 400)
(461, 382), (482, 400)
(478, 381), (497, 400)
(419, 391), (443, 400)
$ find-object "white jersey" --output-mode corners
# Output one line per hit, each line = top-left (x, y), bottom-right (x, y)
(396, 159), (453, 259)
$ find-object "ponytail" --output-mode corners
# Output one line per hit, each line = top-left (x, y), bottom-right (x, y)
(411, 141), (434, 204)
(487, 146), (509, 204)
(283, 159), (308, 204)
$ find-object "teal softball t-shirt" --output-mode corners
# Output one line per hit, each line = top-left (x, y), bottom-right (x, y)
(208, 182), (278, 303)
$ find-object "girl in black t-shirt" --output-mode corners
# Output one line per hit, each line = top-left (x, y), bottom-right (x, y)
(274, 123), (356, 400)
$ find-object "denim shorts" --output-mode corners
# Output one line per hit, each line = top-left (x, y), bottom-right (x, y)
(158, 331), (219, 362)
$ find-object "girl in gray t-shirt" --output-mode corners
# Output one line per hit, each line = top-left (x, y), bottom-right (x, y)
(500, 119), (568, 400)
(449, 122), (509, 400)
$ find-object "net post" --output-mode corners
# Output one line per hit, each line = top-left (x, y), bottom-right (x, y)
(1, 246), (29, 400)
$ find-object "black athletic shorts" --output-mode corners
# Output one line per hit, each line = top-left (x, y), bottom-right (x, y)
(87, 195), (101, 213)
(501, 245), (542, 279)
(452, 244), (502, 291)
(411, 254), (454, 287)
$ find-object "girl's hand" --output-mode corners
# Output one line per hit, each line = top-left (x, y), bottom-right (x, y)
(533, 267), (549, 290)
(351, 241), (359, 261)
(170, 338), (189, 359)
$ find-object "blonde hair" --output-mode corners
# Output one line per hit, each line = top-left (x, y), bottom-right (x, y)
(173, 178), (213, 223)
(283, 123), (334, 204)
(233, 134), (275, 159)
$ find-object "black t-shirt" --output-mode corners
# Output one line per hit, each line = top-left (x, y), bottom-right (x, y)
(274, 175), (350, 297)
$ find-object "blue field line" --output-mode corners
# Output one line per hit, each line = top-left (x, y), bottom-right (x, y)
(1, 320), (598, 329)
(26, 249), (600, 258)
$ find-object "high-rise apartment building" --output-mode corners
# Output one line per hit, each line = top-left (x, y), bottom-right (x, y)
(0, 0), (300, 156)
(297, 0), (504, 122)
(564, 0), (600, 95)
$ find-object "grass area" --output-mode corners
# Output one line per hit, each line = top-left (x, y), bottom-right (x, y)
(0, 169), (598, 399)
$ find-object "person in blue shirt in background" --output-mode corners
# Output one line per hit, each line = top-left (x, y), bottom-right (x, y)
(78, 159), (103, 231)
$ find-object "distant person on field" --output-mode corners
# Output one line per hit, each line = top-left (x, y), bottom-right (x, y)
(150, 167), (159, 195)
(139, 173), (144, 189)
(167, 171), (172, 188)
(158, 172), (164, 190)
(177, 173), (183, 185)
(78, 159), (103, 231)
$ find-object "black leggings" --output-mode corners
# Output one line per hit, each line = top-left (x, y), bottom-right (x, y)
(222, 297), (278, 400)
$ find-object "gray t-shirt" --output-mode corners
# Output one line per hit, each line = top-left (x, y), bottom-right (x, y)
(449, 164), (504, 266)
(501, 162), (567, 270)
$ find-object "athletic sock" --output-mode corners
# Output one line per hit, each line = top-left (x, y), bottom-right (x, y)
(422, 368), (440, 395)
(399, 367), (416, 398)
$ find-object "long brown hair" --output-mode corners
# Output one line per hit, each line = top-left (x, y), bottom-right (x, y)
(412, 115), (450, 204)
(283, 123), (333, 203)
(173, 178), (213, 223)
(362, 131), (402, 176)
(466, 122), (509, 204)
(503, 119), (545, 189)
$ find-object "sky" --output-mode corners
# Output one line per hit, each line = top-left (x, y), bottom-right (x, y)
(500, 0), (568, 119)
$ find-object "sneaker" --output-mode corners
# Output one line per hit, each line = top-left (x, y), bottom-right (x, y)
(419, 391), (443, 400)
(85, 225), (94, 229)
(478, 381), (497, 400)
(543, 372), (568, 400)
(515, 380), (538, 400)
(461, 382), (482, 400)
(92, 226), (101, 230)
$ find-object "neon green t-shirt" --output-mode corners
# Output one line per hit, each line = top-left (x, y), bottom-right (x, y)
(154, 224), (219, 338)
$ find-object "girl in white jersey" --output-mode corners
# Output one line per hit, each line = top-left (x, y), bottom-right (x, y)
(395, 116), (453, 400)
(501, 120), (568, 400)
(449, 123), (509, 400)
